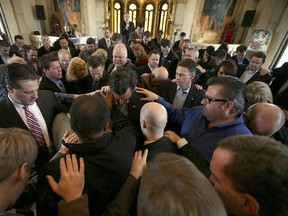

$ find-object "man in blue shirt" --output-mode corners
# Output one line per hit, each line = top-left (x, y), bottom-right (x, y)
(136, 76), (251, 164)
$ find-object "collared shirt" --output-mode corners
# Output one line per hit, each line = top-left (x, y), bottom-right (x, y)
(240, 68), (261, 83)
(157, 96), (251, 162)
(172, 85), (190, 108)
(8, 94), (54, 152)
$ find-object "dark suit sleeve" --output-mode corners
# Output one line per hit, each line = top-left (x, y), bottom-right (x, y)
(179, 144), (211, 177)
(58, 195), (89, 216)
(101, 175), (139, 216)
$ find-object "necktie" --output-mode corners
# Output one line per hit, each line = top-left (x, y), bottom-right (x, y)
(106, 39), (111, 47)
(58, 80), (66, 93)
(23, 106), (48, 151)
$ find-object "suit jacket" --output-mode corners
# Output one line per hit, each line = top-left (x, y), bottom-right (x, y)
(175, 50), (183, 61)
(98, 37), (111, 50)
(120, 21), (135, 45)
(274, 84), (288, 110)
(140, 40), (155, 52)
(9, 44), (29, 57)
(0, 56), (5, 65)
(231, 55), (249, 65)
(159, 50), (179, 79)
(38, 46), (54, 57)
(151, 38), (161, 50)
(138, 64), (152, 77)
(143, 136), (179, 161)
(270, 62), (288, 96)
(82, 72), (110, 92)
(0, 90), (63, 169)
(68, 46), (80, 58)
(237, 65), (272, 85)
(107, 60), (138, 76)
(39, 76), (64, 93)
(172, 40), (181, 52)
(158, 80), (204, 108)
(37, 108), (138, 216)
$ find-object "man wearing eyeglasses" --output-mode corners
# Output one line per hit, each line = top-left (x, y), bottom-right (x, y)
(136, 76), (251, 166)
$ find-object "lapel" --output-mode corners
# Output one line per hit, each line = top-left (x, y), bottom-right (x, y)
(1, 95), (29, 130)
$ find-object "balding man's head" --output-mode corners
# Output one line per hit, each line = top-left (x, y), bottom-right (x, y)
(246, 103), (285, 137)
(140, 102), (167, 138)
(152, 66), (169, 85)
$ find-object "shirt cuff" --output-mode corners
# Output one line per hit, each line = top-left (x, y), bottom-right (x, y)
(176, 138), (188, 148)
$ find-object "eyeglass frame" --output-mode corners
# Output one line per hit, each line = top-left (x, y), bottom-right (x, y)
(203, 94), (229, 104)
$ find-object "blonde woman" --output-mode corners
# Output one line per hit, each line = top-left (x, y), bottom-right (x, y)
(66, 57), (88, 93)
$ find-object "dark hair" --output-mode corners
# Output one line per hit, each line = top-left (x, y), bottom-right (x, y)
(178, 59), (196, 75)
(137, 23), (143, 28)
(160, 39), (170, 47)
(111, 33), (121, 42)
(87, 55), (105, 69)
(218, 43), (229, 52)
(0, 40), (9, 48)
(218, 135), (288, 216)
(40, 54), (59, 70)
(211, 49), (227, 60)
(207, 76), (245, 115)
(180, 32), (186, 37)
(3, 63), (38, 90)
(157, 30), (164, 35)
(14, 35), (24, 42)
(236, 45), (247, 53)
(70, 94), (110, 137)
(109, 67), (137, 95)
(218, 59), (237, 76)
(143, 31), (151, 37)
(86, 37), (95, 45)
(59, 35), (68, 42)
(252, 51), (266, 63)
(148, 49), (160, 57)
(205, 46), (215, 56)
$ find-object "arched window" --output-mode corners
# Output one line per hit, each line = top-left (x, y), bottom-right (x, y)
(128, 3), (137, 26)
(144, 4), (154, 32)
(159, 3), (168, 33)
(114, 2), (121, 33)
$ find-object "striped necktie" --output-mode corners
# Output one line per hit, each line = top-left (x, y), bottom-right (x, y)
(23, 105), (49, 151)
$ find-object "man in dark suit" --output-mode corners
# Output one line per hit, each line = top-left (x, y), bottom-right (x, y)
(270, 62), (288, 96)
(159, 59), (203, 109)
(175, 39), (191, 61)
(231, 44), (249, 65)
(39, 54), (67, 93)
(9, 34), (29, 57)
(107, 43), (138, 75)
(159, 39), (179, 79)
(120, 12), (135, 45)
(98, 26), (111, 50)
(38, 34), (54, 57)
(140, 102), (178, 161)
(78, 37), (97, 62)
(152, 30), (164, 51)
(141, 31), (155, 52)
(138, 49), (160, 77)
(172, 31), (186, 52)
(37, 94), (138, 216)
(83, 55), (109, 92)
(238, 51), (271, 85)
(108, 67), (147, 149)
(0, 63), (64, 169)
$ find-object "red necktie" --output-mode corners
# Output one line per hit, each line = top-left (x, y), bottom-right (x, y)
(24, 106), (49, 151)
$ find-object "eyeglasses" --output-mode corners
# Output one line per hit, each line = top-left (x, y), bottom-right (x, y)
(203, 94), (229, 104)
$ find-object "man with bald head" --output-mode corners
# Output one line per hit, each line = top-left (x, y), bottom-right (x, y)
(140, 102), (178, 161)
(140, 66), (169, 92)
(107, 43), (138, 75)
(246, 102), (288, 145)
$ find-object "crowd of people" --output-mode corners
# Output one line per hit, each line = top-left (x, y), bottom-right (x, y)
(0, 12), (288, 216)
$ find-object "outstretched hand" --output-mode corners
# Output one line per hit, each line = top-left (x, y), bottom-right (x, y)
(135, 87), (159, 101)
(130, 149), (148, 179)
(47, 154), (85, 203)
